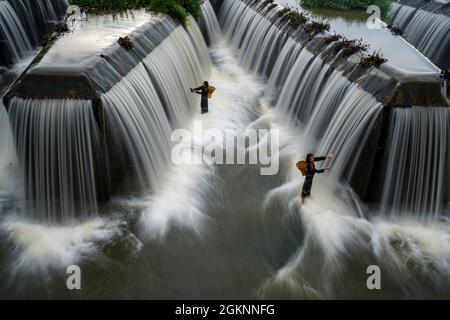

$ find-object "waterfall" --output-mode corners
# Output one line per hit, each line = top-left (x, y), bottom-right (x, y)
(0, 0), (68, 65)
(313, 81), (383, 183)
(2, 0), (450, 299)
(274, 49), (332, 125)
(219, 0), (450, 217)
(219, 0), (382, 183)
(5, 15), (210, 223)
(102, 20), (209, 190)
(389, 2), (416, 29)
(200, 0), (222, 44)
(389, 2), (450, 70)
(102, 64), (173, 192)
(265, 38), (305, 105)
(0, 1), (32, 64)
(381, 107), (450, 217)
(0, 101), (14, 174)
(102, 18), (209, 192)
(8, 98), (100, 222)
(272, 51), (384, 191)
(219, 0), (289, 78)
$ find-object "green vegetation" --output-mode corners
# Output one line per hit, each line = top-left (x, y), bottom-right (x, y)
(147, 0), (200, 27)
(301, 0), (390, 16)
(69, 0), (201, 27)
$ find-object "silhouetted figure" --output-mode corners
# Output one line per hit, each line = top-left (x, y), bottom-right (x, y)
(297, 152), (336, 204)
(191, 81), (215, 114)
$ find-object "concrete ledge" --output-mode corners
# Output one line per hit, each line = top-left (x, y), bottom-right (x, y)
(4, 15), (176, 104)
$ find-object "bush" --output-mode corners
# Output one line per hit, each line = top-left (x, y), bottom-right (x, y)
(301, 0), (390, 16)
(323, 32), (342, 44)
(303, 19), (330, 36)
(147, 0), (190, 27)
(280, 10), (309, 28)
(359, 50), (388, 68)
(118, 35), (134, 50)
(69, 0), (201, 27)
(333, 37), (369, 56)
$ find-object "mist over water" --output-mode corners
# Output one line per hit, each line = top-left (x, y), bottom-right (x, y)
(0, 0), (450, 299)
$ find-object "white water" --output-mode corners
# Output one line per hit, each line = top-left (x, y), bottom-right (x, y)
(4, 16), (210, 223)
(200, 0), (221, 44)
(390, 2), (450, 70)
(0, 0), (67, 65)
(381, 107), (450, 217)
(2, 217), (122, 274)
(0, 1), (32, 62)
(1, 0), (450, 299)
(8, 98), (100, 223)
(0, 103), (15, 194)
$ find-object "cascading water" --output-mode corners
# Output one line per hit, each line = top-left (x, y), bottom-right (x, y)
(101, 65), (174, 192)
(4, 14), (210, 223)
(216, 0), (450, 298)
(8, 98), (100, 222)
(0, 0), (68, 65)
(0, 1), (33, 63)
(2, 0), (450, 300)
(200, 0), (222, 44)
(102, 21), (210, 190)
(380, 107), (450, 217)
(219, 0), (450, 217)
(219, 0), (289, 78)
(0, 101), (14, 175)
(313, 81), (384, 182)
(389, 2), (416, 29)
(265, 38), (305, 105)
(274, 49), (333, 124)
(389, 2), (450, 70)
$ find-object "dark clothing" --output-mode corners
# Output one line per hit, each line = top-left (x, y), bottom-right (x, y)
(201, 97), (208, 114)
(301, 156), (326, 198)
(194, 86), (209, 114)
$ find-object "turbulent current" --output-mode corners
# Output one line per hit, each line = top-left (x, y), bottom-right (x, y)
(0, 0), (450, 299)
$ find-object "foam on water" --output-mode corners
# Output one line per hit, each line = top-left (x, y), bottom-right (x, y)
(2, 217), (122, 274)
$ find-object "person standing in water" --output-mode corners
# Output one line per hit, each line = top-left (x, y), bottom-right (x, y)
(299, 152), (336, 204)
(191, 81), (215, 114)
